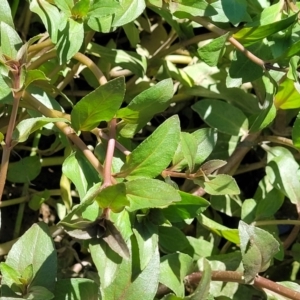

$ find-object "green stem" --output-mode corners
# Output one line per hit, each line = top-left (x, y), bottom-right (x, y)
(255, 220), (300, 226)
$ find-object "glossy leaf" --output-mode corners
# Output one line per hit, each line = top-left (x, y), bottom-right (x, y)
(274, 78), (300, 109)
(159, 253), (194, 297)
(198, 33), (229, 66)
(117, 79), (174, 137)
(71, 77), (125, 131)
(1, 223), (56, 296)
(95, 183), (129, 213)
(239, 221), (280, 283)
(233, 13), (297, 45)
(119, 115), (180, 179)
(126, 178), (181, 211)
(192, 99), (249, 136)
(7, 156), (41, 183)
(54, 278), (98, 300)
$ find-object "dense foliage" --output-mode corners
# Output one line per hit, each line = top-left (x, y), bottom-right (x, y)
(1, 0), (300, 299)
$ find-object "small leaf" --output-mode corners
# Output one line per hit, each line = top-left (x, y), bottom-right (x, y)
(71, 0), (90, 18)
(192, 99), (248, 136)
(292, 111), (300, 148)
(239, 221), (280, 283)
(7, 156), (41, 183)
(126, 178), (181, 211)
(198, 33), (229, 66)
(95, 183), (129, 213)
(159, 253), (194, 297)
(199, 160), (227, 175)
(24, 69), (49, 89)
(71, 77), (125, 131)
(197, 174), (240, 195)
(102, 220), (130, 260)
(119, 115), (180, 179)
(180, 132), (197, 172)
(275, 78), (300, 109)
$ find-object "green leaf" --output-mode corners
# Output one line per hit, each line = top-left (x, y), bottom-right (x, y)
(266, 147), (300, 205)
(198, 214), (240, 244)
(7, 156), (41, 183)
(0, 0), (14, 28)
(180, 132), (197, 172)
(239, 221), (280, 283)
(196, 174), (240, 195)
(233, 13), (298, 45)
(103, 238), (160, 300)
(126, 178), (181, 211)
(23, 69), (49, 89)
(112, 0), (146, 27)
(0, 262), (22, 293)
(86, 42), (146, 77)
(62, 151), (99, 200)
(71, 0), (90, 18)
(119, 115), (180, 179)
(88, 0), (121, 17)
(71, 77), (125, 131)
(162, 191), (209, 222)
(12, 117), (68, 145)
(0, 22), (23, 59)
(198, 33), (229, 66)
(54, 278), (98, 300)
(220, 0), (251, 26)
(89, 239), (122, 288)
(185, 258), (211, 300)
(26, 286), (54, 300)
(158, 226), (191, 253)
(169, 0), (216, 19)
(29, 0), (61, 43)
(95, 183), (129, 213)
(1, 223), (56, 297)
(87, 15), (113, 33)
(123, 22), (140, 48)
(274, 78), (300, 109)
(133, 220), (158, 271)
(159, 253), (194, 297)
(56, 17), (84, 64)
(292, 111), (300, 148)
(210, 194), (242, 217)
(192, 99), (248, 136)
(117, 79), (174, 137)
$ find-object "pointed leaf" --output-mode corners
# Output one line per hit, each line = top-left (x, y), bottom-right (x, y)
(198, 33), (229, 66)
(0, 0), (14, 28)
(192, 99), (248, 136)
(120, 115), (180, 179)
(180, 132), (197, 172)
(71, 77), (125, 131)
(117, 79), (174, 137)
(125, 178), (181, 211)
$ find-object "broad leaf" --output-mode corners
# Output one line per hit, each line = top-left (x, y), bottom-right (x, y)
(0, 0), (14, 28)
(239, 221), (280, 283)
(274, 78), (300, 109)
(220, 0), (251, 26)
(119, 115), (180, 179)
(126, 178), (181, 211)
(71, 77), (125, 131)
(192, 99), (248, 136)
